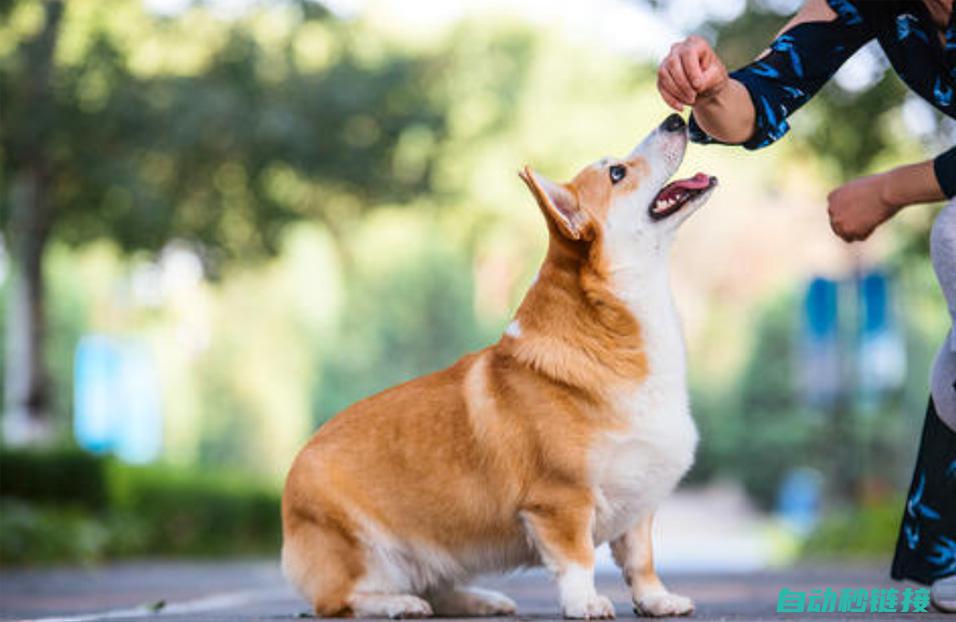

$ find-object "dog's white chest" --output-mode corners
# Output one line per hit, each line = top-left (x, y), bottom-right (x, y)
(589, 381), (697, 544)
(590, 254), (697, 542)
(588, 271), (698, 544)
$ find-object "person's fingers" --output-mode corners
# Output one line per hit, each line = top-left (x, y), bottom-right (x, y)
(665, 57), (697, 104)
(667, 56), (697, 103)
(829, 213), (860, 242)
(699, 62), (726, 94)
(657, 77), (684, 111)
(679, 46), (704, 92)
(827, 198), (848, 240)
(658, 36), (721, 108)
(828, 218), (841, 237)
(832, 222), (855, 242)
(657, 71), (680, 103)
(657, 69), (687, 109)
(685, 35), (710, 55)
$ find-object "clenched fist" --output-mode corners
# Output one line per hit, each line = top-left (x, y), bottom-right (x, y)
(827, 173), (901, 242)
(657, 36), (729, 111)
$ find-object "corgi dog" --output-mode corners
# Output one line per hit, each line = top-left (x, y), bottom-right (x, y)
(282, 114), (716, 619)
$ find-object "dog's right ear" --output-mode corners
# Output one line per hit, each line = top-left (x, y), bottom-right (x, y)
(518, 166), (589, 241)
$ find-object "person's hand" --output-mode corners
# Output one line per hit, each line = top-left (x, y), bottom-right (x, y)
(827, 173), (902, 242)
(657, 36), (729, 112)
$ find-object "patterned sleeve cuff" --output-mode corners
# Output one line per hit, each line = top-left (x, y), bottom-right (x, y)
(934, 147), (956, 199)
(687, 71), (789, 150)
(732, 68), (792, 150)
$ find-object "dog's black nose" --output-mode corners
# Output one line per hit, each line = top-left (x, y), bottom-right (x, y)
(661, 114), (686, 132)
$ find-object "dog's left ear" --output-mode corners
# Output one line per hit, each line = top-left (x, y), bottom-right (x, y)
(519, 166), (590, 241)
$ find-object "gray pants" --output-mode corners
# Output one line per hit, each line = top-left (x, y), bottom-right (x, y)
(930, 199), (956, 431)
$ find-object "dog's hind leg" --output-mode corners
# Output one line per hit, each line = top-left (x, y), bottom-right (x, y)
(282, 510), (365, 617)
(283, 512), (435, 618)
(610, 513), (693, 618)
(426, 585), (517, 617)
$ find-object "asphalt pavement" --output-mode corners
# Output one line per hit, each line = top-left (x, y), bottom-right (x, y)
(1, 559), (952, 622)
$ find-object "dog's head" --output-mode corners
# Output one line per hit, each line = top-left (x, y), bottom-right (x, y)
(519, 114), (716, 270)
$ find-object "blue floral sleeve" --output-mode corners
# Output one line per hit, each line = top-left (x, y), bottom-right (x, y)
(690, 0), (875, 150)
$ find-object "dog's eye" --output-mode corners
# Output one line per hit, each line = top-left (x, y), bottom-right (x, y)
(609, 164), (626, 184)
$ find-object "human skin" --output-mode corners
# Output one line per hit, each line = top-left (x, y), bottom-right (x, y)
(657, 0), (949, 241)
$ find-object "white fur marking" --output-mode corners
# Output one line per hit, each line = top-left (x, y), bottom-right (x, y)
(559, 564), (615, 619)
(354, 509), (535, 596)
(634, 591), (695, 617)
(505, 320), (522, 338)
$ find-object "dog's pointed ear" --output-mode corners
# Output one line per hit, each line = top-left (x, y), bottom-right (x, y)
(518, 166), (589, 241)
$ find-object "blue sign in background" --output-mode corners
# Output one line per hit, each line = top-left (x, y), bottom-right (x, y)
(799, 271), (904, 409)
(74, 336), (163, 463)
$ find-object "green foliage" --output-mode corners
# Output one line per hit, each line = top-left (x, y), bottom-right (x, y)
(314, 218), (493, 424)
(0, 448), (280, 565)
(688, 294), (813, 508)
(0, 0), (459, 259)
(801, 496), (903, 559)
(689, 278), (934, 511)
(0, 498), (112, 565)
(44, 251), (91, 432)
(0, 448), (109, 509)
(730, 295), (814, 507)
(109, 464), (280, 557)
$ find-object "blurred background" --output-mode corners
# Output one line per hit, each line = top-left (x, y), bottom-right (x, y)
(0, 0), (953, 571)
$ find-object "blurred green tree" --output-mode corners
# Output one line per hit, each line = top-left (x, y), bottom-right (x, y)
(0, 0), (457, 442)
(313, 226), (493, 425)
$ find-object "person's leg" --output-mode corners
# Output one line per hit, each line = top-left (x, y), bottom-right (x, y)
(929, 198), (956, 430)
(892, 200), (956, 609)
(890, 399), (956, 588)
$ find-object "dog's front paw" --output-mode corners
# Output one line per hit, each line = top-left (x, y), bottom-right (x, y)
(633, 591), (694, 617)
(563, 594), (616, 619)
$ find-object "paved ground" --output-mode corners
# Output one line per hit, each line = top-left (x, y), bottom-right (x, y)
(0, 560), (950, 622)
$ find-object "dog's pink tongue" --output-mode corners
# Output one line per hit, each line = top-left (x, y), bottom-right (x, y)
(673, 172), (711, 190)
(657, 173), (712, 203)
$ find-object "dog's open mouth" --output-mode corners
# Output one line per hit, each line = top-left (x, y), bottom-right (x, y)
(649, 172), (718, 220)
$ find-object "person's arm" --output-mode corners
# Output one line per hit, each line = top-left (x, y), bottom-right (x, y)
(659, 0), (874, 149)
(828, 148), (954, 242)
